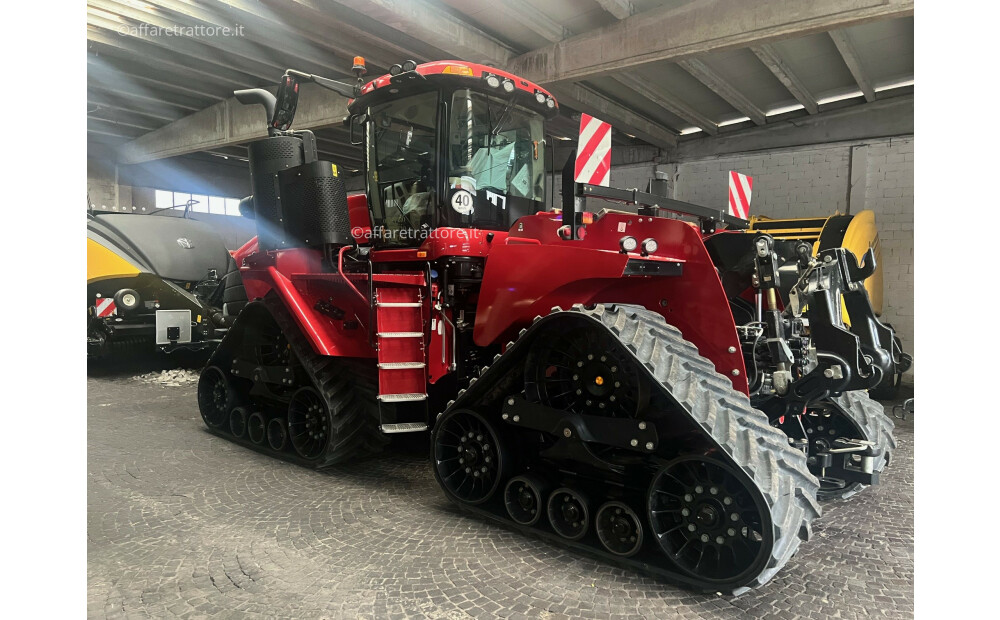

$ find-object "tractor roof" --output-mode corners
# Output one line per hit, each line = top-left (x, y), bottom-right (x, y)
(347, 60), (558, 118)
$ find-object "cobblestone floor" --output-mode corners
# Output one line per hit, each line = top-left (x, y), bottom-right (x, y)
(88, 371), (914, 619)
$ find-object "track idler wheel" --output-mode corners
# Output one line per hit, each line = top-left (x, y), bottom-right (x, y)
(267, 418), (288, 452)
(648, 456), (771, 585)
(504, 475), (548, 526)
(287, 387), (330, 461)
(229, 407), (248, 438)
(547, 488), (590, 541)
(595, 501), (643, 557)
(247, 412), (266, 445)
(432, 409), (507, 505)
(198, 366), (234, 429)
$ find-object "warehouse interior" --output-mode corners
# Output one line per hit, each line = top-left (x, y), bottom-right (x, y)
(84, 1), (915, 617)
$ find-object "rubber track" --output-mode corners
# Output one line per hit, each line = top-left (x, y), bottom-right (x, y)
(820, 390), (896, 501)
(222, 299), (387, 467)
(446, 303), (821, 594)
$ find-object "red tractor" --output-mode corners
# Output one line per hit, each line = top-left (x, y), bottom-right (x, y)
(198, 59), (894, 593)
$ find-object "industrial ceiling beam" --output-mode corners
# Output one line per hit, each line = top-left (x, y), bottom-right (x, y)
(86, 82), (205, 114)
(508, 0), (913, 83)
(87, 95), (184, 123)
(547, 83), (676, 149)
(670, 93), (912, 160)
(86, 24), (257, 89)
(144, 0), (365, 76)
(828, 30), (876, 102)
(594, 0), (634, 20)
(503, 0), (568, 43)
(118, 82), (349, 165)
(750, 44), (819, 115)
(612, 74), (717, 136)
(676, 58), (766, 126)
(331, 0), (677, 149)
(285, 0), (434, 66)
(87, 8), (281, 86)
(331, 0), (513, 65)
(87, 55), (227, 104)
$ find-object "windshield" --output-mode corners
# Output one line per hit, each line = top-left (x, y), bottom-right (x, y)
(364, 87), (548, 247)
(367, 90), (439, 247)
(447, 89), (546, 230)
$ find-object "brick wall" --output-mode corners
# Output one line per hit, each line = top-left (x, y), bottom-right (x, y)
(660, 136), (914, 381)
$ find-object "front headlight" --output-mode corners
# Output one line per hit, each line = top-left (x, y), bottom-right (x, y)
(619, 236), (638, 253)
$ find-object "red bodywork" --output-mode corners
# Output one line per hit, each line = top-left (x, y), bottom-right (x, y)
(233, 199), (748, 395)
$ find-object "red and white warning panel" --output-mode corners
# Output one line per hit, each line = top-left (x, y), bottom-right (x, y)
(728, 170), (753, 219)
(95, 297), (117, 318)
(575, 113), (612, 187)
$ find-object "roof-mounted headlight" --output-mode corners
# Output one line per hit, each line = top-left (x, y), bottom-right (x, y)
(502, 79), (515, 93)
(389, 63), (403, 76)
(485, 75), (500, 88)
(402, 59), (417, 72)
(535, 91), (546, 104)
(546, 97), (555, 109)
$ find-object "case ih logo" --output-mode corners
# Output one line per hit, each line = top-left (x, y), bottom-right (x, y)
(176, 237), (194, 249)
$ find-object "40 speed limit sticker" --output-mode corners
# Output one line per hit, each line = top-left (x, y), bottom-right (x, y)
(450, 189), (475, 215)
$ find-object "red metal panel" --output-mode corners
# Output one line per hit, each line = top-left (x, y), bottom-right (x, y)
(347, 193), (372, 243)
(427, 284), (452, 384)
(475, 212), (749, 394)
(371, 228), (506, 262)
(238, 248), (376, 359)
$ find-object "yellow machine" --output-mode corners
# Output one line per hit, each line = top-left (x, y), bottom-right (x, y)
(747, 210), (883, 315)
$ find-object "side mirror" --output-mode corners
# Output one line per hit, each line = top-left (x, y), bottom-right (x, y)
(270, 73), (300, 131)
(349, 113), (366, 146)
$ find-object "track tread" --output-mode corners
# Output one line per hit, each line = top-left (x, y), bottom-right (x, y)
(583, 303), (821, 593)
(228, 299), (386, 467)
(441, 302), (821, 594)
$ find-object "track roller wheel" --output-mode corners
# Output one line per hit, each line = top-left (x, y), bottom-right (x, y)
(287, 387), (329, 461)
(229, 407), (248, 438)
(247, 412), (266, 445)
(432, 409), (507, 505)
(267, 418), (288, 452)
(547, 488), (590, 541)
(504, 475), (548, 526)
(595, 501), (643, 557)
(198, 366), (233, 429)
(648, 456), (771, 585)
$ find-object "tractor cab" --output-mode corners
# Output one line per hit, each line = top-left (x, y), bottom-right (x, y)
(347, 61), (558, 247)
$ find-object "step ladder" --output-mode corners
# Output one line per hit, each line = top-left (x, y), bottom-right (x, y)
(374, 285), (428, 433)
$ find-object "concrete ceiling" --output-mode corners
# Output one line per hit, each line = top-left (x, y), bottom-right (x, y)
(87, 0), (913, 178)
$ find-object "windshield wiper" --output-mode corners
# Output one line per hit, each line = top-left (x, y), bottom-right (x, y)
(491, 95), (516, 137)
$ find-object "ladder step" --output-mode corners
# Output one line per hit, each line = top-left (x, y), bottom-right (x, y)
(378, 331), (423, 338)
(377, 302), (422, 308)
(378, 362), (426, 369)
(377, 393), (428, 402)
(379, 422), (429, 434)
